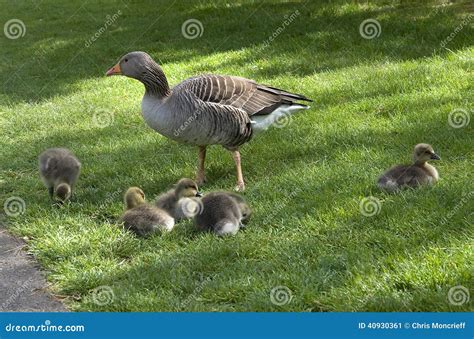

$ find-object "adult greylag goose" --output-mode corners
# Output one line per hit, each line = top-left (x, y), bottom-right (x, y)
(106, 51), (312, 191)
(377, 143), (440, 192)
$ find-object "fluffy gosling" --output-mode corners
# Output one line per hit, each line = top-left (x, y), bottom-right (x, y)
(155, 178), (202, 221)
(120, 187), (174, 237)
(38, 148), (81, 203)
(194, 192), (251, 236)
(377, 143), (440, 192)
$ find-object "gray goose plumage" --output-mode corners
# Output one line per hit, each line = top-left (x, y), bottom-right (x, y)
(106, 51), (312, 190)
(377, 143), (440, 192)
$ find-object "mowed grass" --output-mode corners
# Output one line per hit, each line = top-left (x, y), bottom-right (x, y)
(0, 0), (473, 311)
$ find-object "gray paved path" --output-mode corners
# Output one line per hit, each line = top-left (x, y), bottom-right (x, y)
(0, 228), (67, 312)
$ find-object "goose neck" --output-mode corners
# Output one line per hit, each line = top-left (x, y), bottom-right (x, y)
(141, 63), (171, 98)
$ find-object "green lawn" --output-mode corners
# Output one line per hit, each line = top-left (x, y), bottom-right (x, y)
(1, 0), (472, 311)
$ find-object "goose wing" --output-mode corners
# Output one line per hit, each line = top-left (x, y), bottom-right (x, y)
(175, 74), (312, 117)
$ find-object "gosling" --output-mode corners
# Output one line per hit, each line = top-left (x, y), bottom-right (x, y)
(194, 192), (251, 236)
(377, 143), (440, 192)
(120, 187), (174, 237)
(38, 148), (81, 203)
(155, 178), (202, 221)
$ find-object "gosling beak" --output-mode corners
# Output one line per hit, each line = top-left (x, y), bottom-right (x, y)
(431, 153), (441, 160)
(195, 192), (203, 197)
(106, 63), (121, 76)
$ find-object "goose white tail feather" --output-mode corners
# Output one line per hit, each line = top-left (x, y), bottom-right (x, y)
(251, 104), (309, 133)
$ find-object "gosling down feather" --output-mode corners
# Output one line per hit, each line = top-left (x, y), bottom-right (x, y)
(38, 148), (81, 203)
(377, 143), (440, 192)
(106, 51), (312, 191)
(155, 178), (202, 221)
(121, 187), (174, 237)
(194, 191), (251, 236)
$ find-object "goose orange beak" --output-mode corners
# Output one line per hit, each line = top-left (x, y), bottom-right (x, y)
(106, 63), (121, 76)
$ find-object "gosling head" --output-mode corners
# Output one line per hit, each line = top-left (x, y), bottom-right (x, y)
(124, 187), (146, 210)
(239, 202), (252, 225)
(56, 183), (72, 203)
(175, 178), (202, 199)
(413, 143), (440, 165)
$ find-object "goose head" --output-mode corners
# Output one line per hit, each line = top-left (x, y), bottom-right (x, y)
(106, 51), (170, 96)
(106, 51), (155, 80)
(413, 143), (440, 165)
(175, 178), (202, 199)
(124, 187), (145, 210)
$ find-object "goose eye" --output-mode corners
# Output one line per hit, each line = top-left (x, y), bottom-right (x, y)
(124, 58), (128, 62)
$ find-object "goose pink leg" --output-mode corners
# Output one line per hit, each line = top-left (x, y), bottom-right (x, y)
(196, 146), (207, 185)
(232, 150), (245, 191)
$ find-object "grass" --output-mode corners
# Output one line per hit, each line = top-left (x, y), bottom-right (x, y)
(0, 0), (473, 312)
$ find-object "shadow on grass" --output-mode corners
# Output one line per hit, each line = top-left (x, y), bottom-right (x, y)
(2, 0), (472, 312)
(1, 0), (472, 104)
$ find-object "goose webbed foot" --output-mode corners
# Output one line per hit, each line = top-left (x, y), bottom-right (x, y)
(234, 181), (245, 192)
